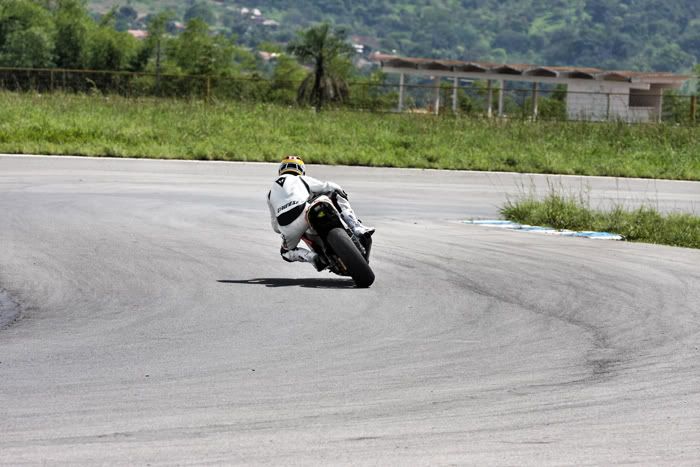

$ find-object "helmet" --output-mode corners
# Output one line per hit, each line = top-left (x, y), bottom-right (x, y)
(278, 155), (305, 176)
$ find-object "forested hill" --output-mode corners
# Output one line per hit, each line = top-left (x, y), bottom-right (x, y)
(90, 0), (700, 72)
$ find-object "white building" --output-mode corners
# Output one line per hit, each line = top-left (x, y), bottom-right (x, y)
(373, 54), (689, 122)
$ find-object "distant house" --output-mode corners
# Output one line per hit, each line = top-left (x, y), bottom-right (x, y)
(241, 7), (262, 17)
(354, 57), (374, 69)
(167, 21), (186, 34)
(258, 51), (280, 62)
(374, 54), (689, 122)
(127, 29), (149, 40)
(351, 35), (380, 50)
(350, 35), (380, 57)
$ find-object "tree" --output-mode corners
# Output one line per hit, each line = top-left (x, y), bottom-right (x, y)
(286, 23), (354, 111)
(115, 5), (138, 32)
(87, 15), (138, 71)
(269, 54), (309, 104)
(0, 28), (55, 68)
(167, 19), (236, 76)
(53, 0), (91, 69)
(184, 2), (216, 26)
(130, 12), (173, 78)
(646, 43), (695, 72)
(0, 0), (55, 68)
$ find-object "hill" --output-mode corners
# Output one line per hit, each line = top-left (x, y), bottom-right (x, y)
(88, 0), (700, 72)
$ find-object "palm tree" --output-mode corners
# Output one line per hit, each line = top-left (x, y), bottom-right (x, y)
(286, 23), (354, 111)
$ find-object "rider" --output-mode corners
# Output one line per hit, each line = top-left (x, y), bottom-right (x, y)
(267, 155), (374, 271)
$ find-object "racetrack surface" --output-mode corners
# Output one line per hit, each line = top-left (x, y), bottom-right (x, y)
(1, 155), (699, 465)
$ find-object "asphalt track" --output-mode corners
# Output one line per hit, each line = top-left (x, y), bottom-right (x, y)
(1, 154), (699, 465)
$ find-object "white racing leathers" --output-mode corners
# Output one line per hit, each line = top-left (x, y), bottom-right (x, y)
(266, 174), (368, 266)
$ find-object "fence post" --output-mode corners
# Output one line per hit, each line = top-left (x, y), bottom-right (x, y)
(397, 73), (405, 112)
(486, 80), (493, 118)
(452, 77), (458, 114)
(691, 95), (697, 123)
(498, 80), (504, 117)
(206, 76), (212, 103)
(433, 76), (441, 115)
(606, 92), (611, 121)
(530, 82), (539, 120)
(155, 40), (162, 96)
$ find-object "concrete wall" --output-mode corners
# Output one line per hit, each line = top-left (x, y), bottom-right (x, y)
(566, 82), (632, 121)
(566, 82), (666, 123)
(628, 85), (666, 122)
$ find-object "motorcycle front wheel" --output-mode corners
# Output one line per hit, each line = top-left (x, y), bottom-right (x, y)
(326, 228), (375, 288)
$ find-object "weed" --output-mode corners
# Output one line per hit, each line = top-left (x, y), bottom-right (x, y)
(501, 188), (700, 249)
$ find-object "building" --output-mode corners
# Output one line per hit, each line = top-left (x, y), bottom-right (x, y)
(373, 54), (689, 122)
(127, 29), (149, 40)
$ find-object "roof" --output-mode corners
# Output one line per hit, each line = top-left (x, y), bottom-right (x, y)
(372, 53), (689, 84)
(127, 30), (149, 40)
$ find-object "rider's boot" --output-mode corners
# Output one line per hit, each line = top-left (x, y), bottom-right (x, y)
(282, 247), (328, 271)
(335, 195), (375, 238)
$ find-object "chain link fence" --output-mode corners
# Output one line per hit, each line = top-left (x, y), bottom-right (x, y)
(0, 67), (696, 124)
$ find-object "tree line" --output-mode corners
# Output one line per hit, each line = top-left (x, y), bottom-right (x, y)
(252, 0), (700, 72)
(0, 1), (395, 110)
(10, 0), (699, 76)
(112, 0), (700, 73)
(0, 0), (253, 74)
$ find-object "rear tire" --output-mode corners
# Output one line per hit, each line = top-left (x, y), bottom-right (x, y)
(326, 228), (375, 288)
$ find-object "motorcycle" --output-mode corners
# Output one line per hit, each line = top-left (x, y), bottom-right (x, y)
(301, 194), (375, 288)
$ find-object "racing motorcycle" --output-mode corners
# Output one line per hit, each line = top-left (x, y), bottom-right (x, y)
(301, 194), (375, 288)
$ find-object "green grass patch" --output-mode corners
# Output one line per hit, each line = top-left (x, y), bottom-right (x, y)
(501, 189), (700, 249)
(1, 92), (699, 180)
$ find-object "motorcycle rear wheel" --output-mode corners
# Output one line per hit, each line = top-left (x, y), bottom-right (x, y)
(326, 228), (375, 288)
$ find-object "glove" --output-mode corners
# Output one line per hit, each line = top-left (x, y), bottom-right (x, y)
(328, 182), (347, 199)
(334, 187), (349, 199)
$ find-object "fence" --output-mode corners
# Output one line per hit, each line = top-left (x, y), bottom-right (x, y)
(0, 67), (696, 124)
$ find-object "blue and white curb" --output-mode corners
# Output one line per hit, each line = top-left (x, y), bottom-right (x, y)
(462, 220), (624, 240)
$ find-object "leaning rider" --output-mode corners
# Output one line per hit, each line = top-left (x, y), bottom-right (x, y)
(267, 155), (374, 271)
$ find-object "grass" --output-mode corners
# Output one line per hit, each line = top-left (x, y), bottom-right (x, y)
(500, 188), (700, 249)
(0, 92), (699, 180)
